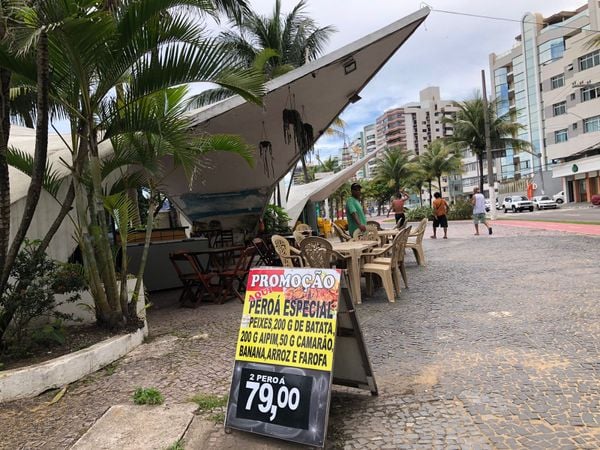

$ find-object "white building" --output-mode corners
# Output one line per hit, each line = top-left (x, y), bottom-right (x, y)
(490, 0), (600, 201)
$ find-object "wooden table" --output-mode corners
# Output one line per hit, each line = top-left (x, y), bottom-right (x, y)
(188, 246), (244, 272)
(331, 240), (379, 304)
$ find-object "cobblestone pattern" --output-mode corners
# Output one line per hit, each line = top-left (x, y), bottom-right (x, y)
(0, 222), (599, 449)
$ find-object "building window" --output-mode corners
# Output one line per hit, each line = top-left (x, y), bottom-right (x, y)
(554, 129), (568, 143)
(578, 50), (600, 71)
(581, 85), (600, 102)
(583, 115), (600, 133)
(552, 101), (566, 116)
(550, 74), (564, 89)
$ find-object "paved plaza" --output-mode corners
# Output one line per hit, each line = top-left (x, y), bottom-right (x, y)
(1, 221), (599, 449)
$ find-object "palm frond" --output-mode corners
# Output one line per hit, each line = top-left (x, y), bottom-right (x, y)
(186, 87), (234, 109)
(7, 146), (64, 198)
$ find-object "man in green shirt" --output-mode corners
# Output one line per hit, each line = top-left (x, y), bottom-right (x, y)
(346, 183), (367, 237)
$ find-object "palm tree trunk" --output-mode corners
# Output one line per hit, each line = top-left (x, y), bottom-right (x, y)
(301, 156), (310, 183)
(1, 30), (49, 290)
(36, 182), (75, 256)
(428, 181), (432, 206)
(477, 153), (484, 193)
(437, 176), (442, 197)
(0, 7), (12, 292)
(131, 194), (156, 319)
(128, 188), (142, 228)
(0, 67), (10, 288)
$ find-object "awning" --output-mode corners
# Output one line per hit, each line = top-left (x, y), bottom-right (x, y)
(160, 7), (430, 228)
(286, 151), (377, 224)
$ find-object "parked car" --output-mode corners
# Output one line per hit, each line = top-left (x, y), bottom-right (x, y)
(532, 195), (559, 210)
(502, 195), (534, 213)
(553, 191), (565, 204)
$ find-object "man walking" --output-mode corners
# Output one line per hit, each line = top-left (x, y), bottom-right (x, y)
(431, 192), (449, 239)
(387, 190), (410, 227)
(471, 187), (492, 235)
(346, 183), (367, 237)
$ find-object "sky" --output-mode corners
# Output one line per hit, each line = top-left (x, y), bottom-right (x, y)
(245, 0), (587, 160)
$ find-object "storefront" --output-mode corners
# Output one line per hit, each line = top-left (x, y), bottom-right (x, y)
(552, 151), (600, 203)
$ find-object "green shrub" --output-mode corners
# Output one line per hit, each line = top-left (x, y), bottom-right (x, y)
(0, 240), (87, 350)
(133, 387), (164, 405)
(405, 206), (433, 222)
(262, 204), (291, 233)
(447, 199), (473, 220)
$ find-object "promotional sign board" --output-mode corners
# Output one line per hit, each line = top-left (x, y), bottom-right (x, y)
(225, 268), (340, 447)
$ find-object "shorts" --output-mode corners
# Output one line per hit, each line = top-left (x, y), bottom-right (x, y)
(395, 213), (406, 227)
(433, 215), (448, 228)
(473, 213), (487, 224)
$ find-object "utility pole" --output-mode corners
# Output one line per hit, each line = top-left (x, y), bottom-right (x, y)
(481, 70), (497, 220)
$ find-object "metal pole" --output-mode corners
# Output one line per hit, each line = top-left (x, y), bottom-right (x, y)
(538, 153), (546, 194)
(481, 69), (497, 220)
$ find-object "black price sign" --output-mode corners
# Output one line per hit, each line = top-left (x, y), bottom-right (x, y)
(236, 368), (313, 429)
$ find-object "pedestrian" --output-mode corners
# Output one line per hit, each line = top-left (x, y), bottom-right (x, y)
(431, 192), (449, 239)
(387, 190), (409, 227)
(346, 183), (367, 237)
(471, 187), (492, 235)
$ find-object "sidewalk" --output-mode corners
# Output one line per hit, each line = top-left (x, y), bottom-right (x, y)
(2, 222), (599, 449)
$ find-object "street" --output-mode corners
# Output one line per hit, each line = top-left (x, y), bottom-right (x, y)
(494, 204), (600, 224)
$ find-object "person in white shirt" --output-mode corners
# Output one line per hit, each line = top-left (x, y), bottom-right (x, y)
(471, 187), (492, 236)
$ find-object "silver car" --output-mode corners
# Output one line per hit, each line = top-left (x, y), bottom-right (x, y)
(533, 195), (559, 210)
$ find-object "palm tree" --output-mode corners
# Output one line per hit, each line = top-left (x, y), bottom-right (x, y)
(0, 1), (51, 298)
(374, 147), (412, 194)
(444, 95), (529, 192)
(0, 0), (265, 329)
(222, 0), (335, 78)
(405, 166), (428, 206)
(418, 140), (462, 204)
(189, 0), (336, 109)
(105, 85), (254, 310)
(316, 155), (340, 173)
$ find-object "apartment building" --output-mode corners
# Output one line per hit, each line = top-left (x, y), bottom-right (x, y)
(404, 87), (459, 156)
(490, 0), (600, 202)
(375, 108), (407, 154)
(363, 123), (377, 178)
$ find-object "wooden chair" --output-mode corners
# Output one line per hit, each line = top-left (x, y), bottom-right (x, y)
(360, 247), (397, 303)
(332, 222), (351, 242)
(299, 236), (347, 269)
(371, 226), (412, 291)
(271, 235), (304, 267)
(352, 224), (379, 241)
(251, 237), (280, 266)
(215, 229), (234, 248)
(366, 220), (382, 231)
(169, 251), (219, 307)
(406, 218), (428, 265)
(218, 246), (256, 303)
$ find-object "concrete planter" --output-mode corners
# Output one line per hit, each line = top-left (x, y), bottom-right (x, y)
(0, 280), (148, 403)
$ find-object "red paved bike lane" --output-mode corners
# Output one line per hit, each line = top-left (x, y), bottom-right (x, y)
(496, 219), (600, 236)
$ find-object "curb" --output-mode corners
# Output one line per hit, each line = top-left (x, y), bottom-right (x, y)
(0, 324), (147, 403)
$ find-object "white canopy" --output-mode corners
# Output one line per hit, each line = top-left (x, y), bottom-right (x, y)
(160, 8), (429, 229)
(286, 151), (377, 224)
